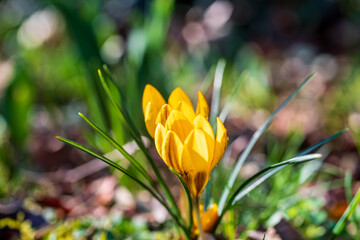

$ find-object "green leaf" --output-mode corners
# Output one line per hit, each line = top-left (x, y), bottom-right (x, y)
(97, 69), (142, 143)
(218, 73), (315, 214)
(298, 146), (329, 185)
(345, 171), (353, 203)
(230, 153), (322, 206)
(170, 168), (193, 231)
(332, 187), (360, 236)
(78, 112), (153, 184)
(209, 59), (226, 126)
(219, 71), (248, 122)
(344, 171), (360, 234)
(200, 66), (216, 94)
(205, 59), (226, 210)
(56, 136), (156, 195)
(297, 129), (348, 156)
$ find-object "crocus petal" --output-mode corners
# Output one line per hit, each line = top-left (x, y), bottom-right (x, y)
(201, 204), (219, 233)
(193, 115), (215, 171)
(193, 115), (215, 141)
(168, 87), (193, 109)
(195, 91), (209, 119)
(177, 101), (196, 122)
(165, 110), (193, 143)
(183, 129), (213, 172)
(155, 104), (173, 126)
(144, 102), (158, 138)
(212, 117), (228, 169)
(193, 203), (219, 233)
(162, 131), (183, 173)
(154, 124), (166, 159)
(142, 84), (166, 137)
(142, 84), (166, 114)
(180, 144), (194, 174)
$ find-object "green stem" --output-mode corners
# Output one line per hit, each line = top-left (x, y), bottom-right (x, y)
(172, 170), (194, 232)
(193, 196), (205, 240)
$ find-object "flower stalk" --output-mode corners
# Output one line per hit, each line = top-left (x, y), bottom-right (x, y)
(193, 196), (205, 240)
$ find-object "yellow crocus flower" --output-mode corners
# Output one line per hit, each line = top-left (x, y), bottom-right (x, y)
(142, 84), (208, 137)
(142, 84), (228, 198)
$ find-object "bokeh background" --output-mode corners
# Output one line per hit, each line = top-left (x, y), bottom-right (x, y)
(1, 0), (360, 239)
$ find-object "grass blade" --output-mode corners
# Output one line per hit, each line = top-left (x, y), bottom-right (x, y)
(297, 129), (348, 156)
(97, 69), (141, 143)
(344, 171), (360, 238)
(56, 136), (154, 194)
(345, 171), (353, 203)
(102, 65), (144, 143)
(78, 112), (153, 185)
(230, 153), (322, 205)
(170, 168), (193, 231)
(219, 71), (248, 122)
(218, 73), (315, 214)
(209, 59), (226, 125)
(331, 187), (360, 238)
(200, 66), (216, 94)
(205, 59), (226, 210)
(298, 146), (329, 184)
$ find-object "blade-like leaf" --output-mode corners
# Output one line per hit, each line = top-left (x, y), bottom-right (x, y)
(102, 65), (144, 142)
(218, 73), (315, 214)
(345, 171), (353, 203)
(331, 187), (360, 237)
(170, 168), (193, 231)
(298, 146), (329, 185)
(78, 112), (153, 184)
(219, 71), (248, 122)
(200, 65), (216, 94)
(343, 171), (360, 233)
(210, 59), (226, 126)
(205, 59), (226, 210)
(56, 136), (156, 196)
(230, 153), (322, 205)
(97, 69), (141, 143)
(297, 129), (348, 156)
